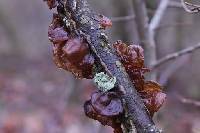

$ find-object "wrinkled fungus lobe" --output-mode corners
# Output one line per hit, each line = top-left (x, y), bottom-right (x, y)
(62, 37), (89, 63)
(141, 81), (166, 117)
(48, 14), (95, 79)
(52, 37), (94, 78)
(90, 91), (123, 116)
(84, 91), (123, 133)
(113, 40), (149, 91)
(113, 41), (166, 116)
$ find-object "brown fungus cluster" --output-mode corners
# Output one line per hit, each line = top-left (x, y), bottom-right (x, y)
(113, 40), (166, 117)
(83, 41), (166, 130)
(113, 40), (148, 91)
(141, 81), (166, 117)
(48, 13), (95, 79)
(44, 1), (166, 132)
(84, 91), (123, 133)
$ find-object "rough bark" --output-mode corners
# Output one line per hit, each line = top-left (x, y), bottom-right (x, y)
(56, 0), (161, 132)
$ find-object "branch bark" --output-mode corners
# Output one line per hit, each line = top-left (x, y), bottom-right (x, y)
(63, 0), (161, 132)
(178, 95), (200, 107)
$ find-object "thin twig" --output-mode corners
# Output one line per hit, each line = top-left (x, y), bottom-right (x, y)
(158, 55), (189, 85)
(156, 22), (193, 31)
(178, 95), (200, 107)
(111, 15), (135, 22)
(149, 0), (170, 33)
(110, 1), (182, 23)
(152, 43), (200, 69)
(148, 0), (170, 79)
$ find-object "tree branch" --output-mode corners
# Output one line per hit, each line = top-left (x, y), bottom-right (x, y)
(178, 95), (200, 107)
(152, 43), (200, 69)
(156, 22), (193, 31)
(149, 0), (170, 34)
(63, 0), (161, 132)
(110, 1), (181, 23)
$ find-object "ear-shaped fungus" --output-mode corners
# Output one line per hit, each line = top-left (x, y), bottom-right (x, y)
(113, 40), (149, 91)
(113, 40), (166, 116)
(140, 81), (166, 117)
(48, 14), (95, 79)
(84, 91), (123, 133)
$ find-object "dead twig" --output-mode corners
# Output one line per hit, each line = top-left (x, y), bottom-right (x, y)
(149, 0), (170, 33)
(178, 95), (200, 107)
(152, 43), (200, 69)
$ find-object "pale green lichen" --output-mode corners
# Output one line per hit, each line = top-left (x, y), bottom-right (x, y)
(93, 72), (116, 92)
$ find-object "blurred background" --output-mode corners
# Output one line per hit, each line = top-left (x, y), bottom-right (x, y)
(0, 0), (200, 133)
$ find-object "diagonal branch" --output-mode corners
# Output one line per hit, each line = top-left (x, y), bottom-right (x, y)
(110, 1), (180, 23)
(64, 0), (161, 132)
(110, 1), (182, 23)
(152, 43), (200, 69)
(179, 96), (200, 107)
